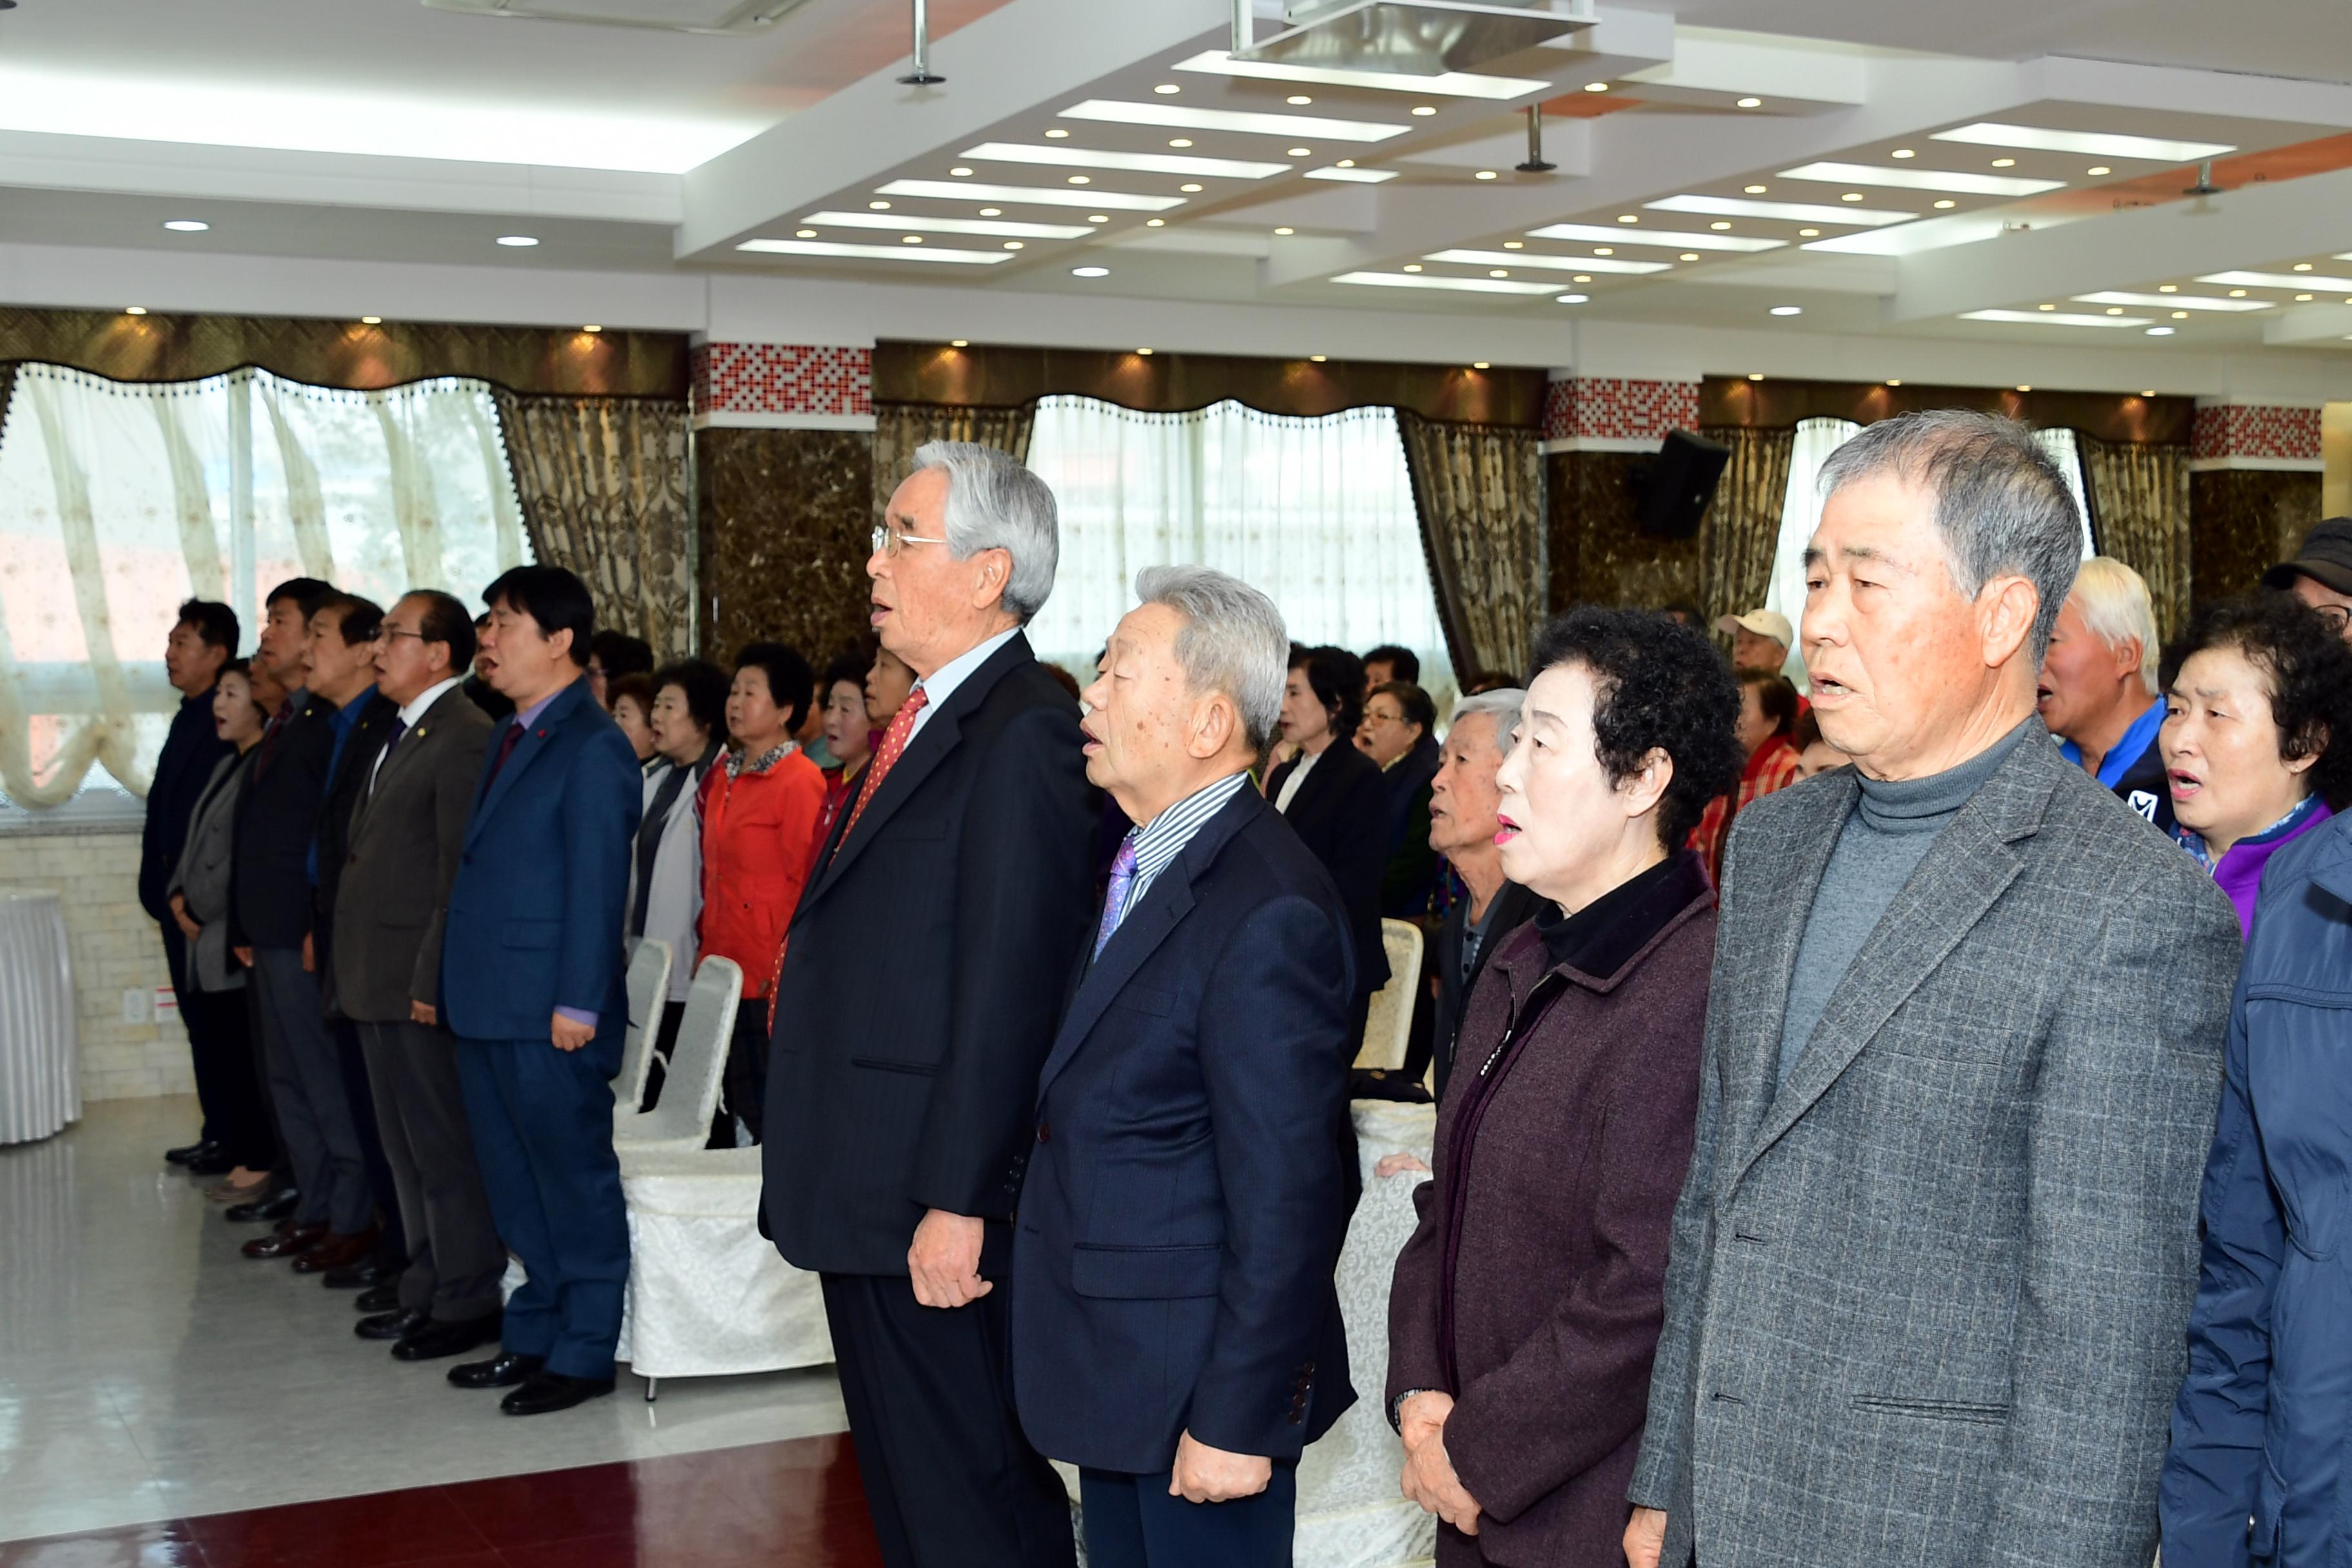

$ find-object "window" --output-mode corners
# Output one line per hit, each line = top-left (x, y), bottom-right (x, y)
(1024, 396), (1455, 702)
(0, 364), (525, 819)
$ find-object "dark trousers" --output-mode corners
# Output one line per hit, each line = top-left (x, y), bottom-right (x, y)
(357, 1020), (504, 1322)
(1078, 1463), (1295, 1568)
(717, 996), (770, 1146)
(159, 924), (211, 1142)
(819, 1268), (1076, 1568)
(179, 981), (276, 1170)
(250, 947), (371, 1233)
(331, 1017), (403, 1260)
(455, 1034), (629, 1380)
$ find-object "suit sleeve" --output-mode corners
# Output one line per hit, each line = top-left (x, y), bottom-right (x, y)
(1188, 891), (1355, 1460)
(554, 727), (643, 1022)
(1979, 864), (2237, 1568)
(1386, 1072), (1456, 1411)
(1380, 781), (1437, 914)
(910, 700), (1095, 1219)
(411, 721), (493, 1010)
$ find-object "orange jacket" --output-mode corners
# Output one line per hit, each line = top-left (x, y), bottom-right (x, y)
(697, 748), (827, 999)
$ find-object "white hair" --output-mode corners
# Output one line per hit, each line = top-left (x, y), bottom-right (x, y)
(1133, 565), (1288, 755)
(2067, 556), (2160, 696)
(1447, 688), (1525, 759)
(911, 440), (1060, 623)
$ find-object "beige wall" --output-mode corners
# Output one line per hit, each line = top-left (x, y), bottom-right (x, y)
(0, 826), (194, 1103)
(2326, 403), (2352, 521)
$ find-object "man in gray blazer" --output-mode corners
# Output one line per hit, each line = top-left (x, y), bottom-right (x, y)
(1626, 411), (2240, 1568)
(333, 589), (503, 1362)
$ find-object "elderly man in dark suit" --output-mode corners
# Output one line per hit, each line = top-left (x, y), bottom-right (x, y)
(763, 442), (1097, 1568)
(1626, 411), (2242, 1568)
(439, 566), (640, 1418)
(333, 589), (500, 1360)
(146, 597), (236, 1170)
(1014, 566), (1356, 1568)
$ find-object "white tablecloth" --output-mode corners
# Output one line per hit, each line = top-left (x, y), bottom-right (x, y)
(0, 890), (79, 1145)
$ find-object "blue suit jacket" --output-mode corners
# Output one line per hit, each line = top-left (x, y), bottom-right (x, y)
(440, 678), (640, 1064)
(1011, 784), (1360, 1475)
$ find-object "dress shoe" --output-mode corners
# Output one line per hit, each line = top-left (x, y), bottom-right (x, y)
(356, 1308), (429, 1342)
(206, 1170), (272, 1203)
(501, 1371), (614, 1416)
(448, 1351), (542, 1389)
(291, 1228), (378, 1275)
(393, 1314), (502, 1362)
(226, 1189), (299, 1224)
(183, 1150), (238, 1176)
(164, 1139), (217, 1166)
(321, 1258), (398, 1290)
(242, 1223), (325, 1260)
(355, 1283), (402, 1313)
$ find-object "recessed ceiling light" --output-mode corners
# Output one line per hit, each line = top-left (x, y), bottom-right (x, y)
(1180, 182), (1204, 193)
(1590, 245), (1611, 255)
(877, 179), (1185, 211)
(1556, 293), (1587, 304)
(1135, 347), (1153, 355)
(2104, 306), (2122, 314)
(1061, 99), (1407, 142)
(1412, 105), (1438, 117)
(1737, 97), (1763, 109)
(1990, 157), (2017, 168)
(732, 239), (1012, 265)
(1473, 360), (1490, 369)
(1305, 165), (1396, 182)
(124, 306), (147, 315)
(2206, 269), (2352, 291)
(1841, 192), (1865, 202)
(1475, 170), (1498, 181)
(1169, 138), (1193, 148)
(1088, 214), (1108, 223)
(1617, 213), (1639, 223)
(1710, 221), (1732, 230)
(1680, 251), (1700, 260)
(360, 315), (382, 325)
(1747, 371), (1765, 380)
(1171, 49), (1551, 99)
(1797, 227), (1821, 237)
(1531, 222), (1783, 253)
(1770, 304), (1802, 315)
(796, 228), (818, 237)
(2039, 303), (2057, 310)
(2159, 284), (2177, 292)
(1004, 241), (1024, 250)
(1146, 217), (1166, 226)
(1504, 240), (1525, 249)
(1573, 273), (1592, 282)
(978, 208), (1003, 217)
(950, 166), (974, 177)
(2016, 383), (2032, 391)
(1310, 354), (1328, 362)
(2087, 165), (2111, 176)
(162, 219), (209, 233)
(800, 211), (1097, 239)
(1584, 81), (1611, 93)
(1932, 199), (1957, 209)
(1426, 250), (1663, 276)
(2146, 326), (2175, 336)
(1931, 122), (2235, 162)
(1487, 268), (1509, 277)
(2297, 292), (2314, 300)
(1288, 146), (1311, 157)
(1287, 94), (1313, 104)
(870, 200), (891, 210)
(1403, 263), (1422, 271)
(1960, 309), (2151, 327)
(1072, 265), (1110, 277)
(2171, 309), (2186, 318)
(1652, 193), (1916, 226)
(903, 235), (925, 244)
(1331, 271), (1558, 294)
(1277, 226), (1297, 235)
(1890, 148), (1916, 159)
(1045, 128), (1070, 139)
(582, 324), (603, 333)
(2228, 288), (2248, 297)
(496, 235), (538, 246)
(1886, 378), (1903, 386)
(1778, 161), (2064, 197)
(1336, 158), (1356, 168)
(1066, 175), (1091, 184)
(1154, 83), (1181, 95)
(2295, 262), (2315, 271)
(2141, 390), (2156, 397)
(951, 339), (969, 347)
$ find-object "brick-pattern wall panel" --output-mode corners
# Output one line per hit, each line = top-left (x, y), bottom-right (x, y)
(1547, 449), (1704, 612)
(692, 343), (874, 419)
(698, 425), (877, 667)
(2191, 404), (2322, 462)
(2191, 468), (2323, 604)
(1544, 377), (1703, 444)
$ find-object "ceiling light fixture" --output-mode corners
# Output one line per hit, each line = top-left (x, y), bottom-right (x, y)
(1061, 99), (1407, 142)
(1066, 175), (1091, 184)
(1473, 361), (1490, 369)
(903, 235), (924, 244)
(2297, 292), (2315, 300)
(2295, 262), (2315, 271)
(582, 324), (603, 333)
(1778, 160), (2064, 197)
(360, 315), (383, 325)
(799, 211), (1097, 239)
(1651, 193), (1917, 226)
(796, 227), (818, 237)
(1680, 251), (1700, 260)
(1170, 51), (1550, 101)
(2159, 284), (2177, 291)
(1288, 146), (1311, 157)
(961, 141), (1291, 179)
(1737, 97), (1762, 109)
(1004, 241), (1024, 250)
(1136, 348), (1153, 355)
(1180, 182), (1204, 192)
(1743, 184), (1767, 195)
(1412, 105), (1438, 117)
(1304, 166), (1396, 182)
(1045, 128), (1070, 139)
(1797, 227), (1821, 237)
(950, 166), (974, 177)
(1310, 354), (1328, 362)
(733, 239), (1012, 265)
(1088, 214), (1108, 223)
(1504, 240), (1525, 250)
(1990, 157), (2016, 168)
(1747, 371), (1764, 380)
(1770, 304), (1802, 315)
(951, 339), (969, 347)
(1403, 263), (1422, 271)
(1932, 199), (1957, 209)
(2039, 302), (2057, 310)
(124, 306), (148, 316)
(1573, 273), (1592, 282)
(2086, 165), (2111, 176)
(2072, 291), (2269, 313)
(1154, 83), (1181, 95)
(1072, 265), (1110, 277)
(1489, 269), (1508, 277)
(1529, 222), (1783, 253)
(1616, 214), (1640, 224)
(1424, 249), (1668, 275)
(1169, 138), (1193, 148)
(1276, 226), (1296, 235)
(2146, 326), (2175, 336)
(496, 235), (538, 247)
(1556, 293), (1588, 304)
(877, 178), (1185, 211)
(1590, 245), (1610, 255)
(162, 219), (209, 233)
(1146, 218), (1166, 226)
(1710, 221), (1732, 230)
(870, 200), (892, 210)
(1331, 271), (1559, 294)
(1475, 170), (1498, 181)
(1930, 122), (2235, 162)
(2204, 269), (2352, 291)
(1886, 378), (1903, 386)
(1583, 81), (1610, 93)
(2015, 384), (2032, 392)
(1959, 308), (2151, 327)
(2141, 390), (2156, 397)
(1890, 148), (1915, 159)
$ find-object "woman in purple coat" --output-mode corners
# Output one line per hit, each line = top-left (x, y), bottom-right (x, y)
(1386, 607), (1741, 1567)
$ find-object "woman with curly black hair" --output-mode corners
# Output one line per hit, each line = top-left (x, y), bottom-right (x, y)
(1386, 606), (1740, 1567)
(2157, 591), (2352, 936)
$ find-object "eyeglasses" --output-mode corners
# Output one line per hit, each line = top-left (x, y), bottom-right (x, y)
(2315, 603), (2352, 632)
(871, 524), (950, 556)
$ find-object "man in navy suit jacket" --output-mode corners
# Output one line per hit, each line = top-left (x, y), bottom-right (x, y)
(1014, 566), (1358, 1568)
(438, 565), (641, 1418)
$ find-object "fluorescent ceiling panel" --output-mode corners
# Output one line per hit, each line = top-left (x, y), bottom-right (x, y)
(961, 142), (1289, 179)
(2073, 290), (2273, 313)
(1960, 309), (2151, 327)
(1171, 48), (1547, 99)
(1332, 271), (1559, 294)
(876, 179), (1184, 211)
(734, 239), (1011, 264)
(2200, 270), (2352, 292)
(1424, 249), (1669, 275)
(1059, 99), (1407, 142)
(1777, 161), (2064, 197)
(798, 210), (1096, 239)
(1528, 222), (1784, 253)
(1648, 193), (1916, 227)
(1306, 166), (1399, 183)
(1931, 122), (2236, 162)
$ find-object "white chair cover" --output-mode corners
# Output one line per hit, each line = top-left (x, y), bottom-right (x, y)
(614, 938), (673, 1110)
(1353, 919), (1425, 1072)
(0, 891), (79, 1145)
(613, 955), (737, 1158)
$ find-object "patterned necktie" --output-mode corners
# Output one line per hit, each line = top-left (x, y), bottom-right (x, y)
(1093, 836), (1140, 959)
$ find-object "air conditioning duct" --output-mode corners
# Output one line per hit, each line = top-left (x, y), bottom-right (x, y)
(1237, 0), (1594, 76)
(420, 0), (812, 36)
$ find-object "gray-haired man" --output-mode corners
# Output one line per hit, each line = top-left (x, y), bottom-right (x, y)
(1625, 411), (2240, 1568)
(761, 442), (1095, 1568)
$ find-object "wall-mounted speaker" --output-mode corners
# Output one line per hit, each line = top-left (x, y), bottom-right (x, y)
(1632, 429), (1732, 540)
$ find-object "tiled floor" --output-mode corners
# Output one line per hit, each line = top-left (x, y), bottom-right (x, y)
(0, 1095), (851, 1544)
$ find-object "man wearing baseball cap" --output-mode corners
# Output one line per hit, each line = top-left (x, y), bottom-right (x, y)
(2262, 518), (2352, 641)
(1716, 609), (1796, 675)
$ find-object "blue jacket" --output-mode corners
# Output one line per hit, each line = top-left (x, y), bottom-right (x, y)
(439, 678), (640, 1065)
(2162, 808), (2352, 1566)
(1011, 785), (1359, 1475)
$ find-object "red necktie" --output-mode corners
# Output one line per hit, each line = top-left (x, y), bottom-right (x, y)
(766, 687), (928, 997)
(257, 698), (295, 774)
(484, 720), (525, 789)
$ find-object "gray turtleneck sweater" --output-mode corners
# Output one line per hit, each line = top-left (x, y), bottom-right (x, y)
(1774, 718), (2036, 1092)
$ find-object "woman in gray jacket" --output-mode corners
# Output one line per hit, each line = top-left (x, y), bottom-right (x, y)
(166, 660), (276, 1197)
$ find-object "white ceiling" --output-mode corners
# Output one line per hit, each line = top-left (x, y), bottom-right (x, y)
(3, 0), (2352, 384)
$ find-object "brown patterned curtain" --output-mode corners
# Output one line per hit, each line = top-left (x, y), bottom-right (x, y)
(1698, 426), (1797, 620)
(1396, 413), (1545, 680)
(492, 391), (693, 660)
(872, 402), (1036, 524)
(2081, 437), (2192, 640)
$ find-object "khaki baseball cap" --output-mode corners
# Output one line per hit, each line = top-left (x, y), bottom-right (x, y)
(1716, 609), (1794, 646)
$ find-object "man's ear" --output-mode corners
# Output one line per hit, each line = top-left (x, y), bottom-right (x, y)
(1980, 576), (2039, 669)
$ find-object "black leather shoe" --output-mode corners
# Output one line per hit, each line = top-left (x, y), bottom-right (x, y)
(357, 1308), (428, 1342)
(501, 1371), (614, 1416)
(322, 1259), (398, 1290)
(355, 1283), (402, 1313)
(182, 1149), (237, 1176)
(164, 1140), (217, 1166)
(226, 1189), (299, 1224)
(393, 1314), (503, 1362)
(448, 1352), (543, 1390)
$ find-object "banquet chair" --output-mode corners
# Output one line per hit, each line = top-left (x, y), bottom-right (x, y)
(1352, 918), (1424, 1072)
(613, 938), (672, 1110)
(613, 956), (738, 1159)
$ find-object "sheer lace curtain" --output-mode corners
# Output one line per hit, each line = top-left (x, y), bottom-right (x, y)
(0, 364), (523, 813)
(1023, 396), (1455, 704)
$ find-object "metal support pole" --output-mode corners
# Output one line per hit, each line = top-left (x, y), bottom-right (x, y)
(1233, 0), (1253, 55)
(1515, 105), (1556, 173)
(897, 0), (945, 85)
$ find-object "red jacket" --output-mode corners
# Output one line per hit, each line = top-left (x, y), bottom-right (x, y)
(697, 748), (827, 999)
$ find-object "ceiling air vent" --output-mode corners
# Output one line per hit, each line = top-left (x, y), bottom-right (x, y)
(1241, 0), (1595, 77)
(422, 0), (813, 35)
